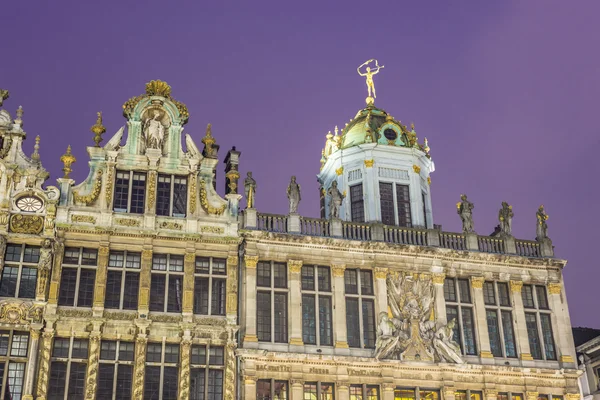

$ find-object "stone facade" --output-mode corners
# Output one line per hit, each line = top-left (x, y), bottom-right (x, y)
(577, 335), (600, 400)
(0, 79), (582, 400)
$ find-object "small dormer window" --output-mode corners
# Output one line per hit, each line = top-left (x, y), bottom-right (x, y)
(16, 196), (43, 212)
(113, 171), (146, 214)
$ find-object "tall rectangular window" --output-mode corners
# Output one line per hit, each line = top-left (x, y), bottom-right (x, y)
(0, 244), (40, 299)
(144, 342), (179, 400)
(0, 330), (29, 400)
(522, 285), (556, 360)
(190, 344), (225, 400)
(156, 174), (188, 217)
(396, 184), (412, 227)
(483, 281), (516, 358)
(422, 192), (428, 228)
(301, 265), (333, 346)
(304, 382), (335, 400)
(256, 261), (288, 343)
(48, 337), (88, 400)
(113, 171), (146, 214)
(150, 254), (184, 313)
(379, 182), (395, 225)
(98, 340), (134, 400)
(345, 269), (376, 349)
(350, 184), (365, 222)
(105, 251), (140, 311)
(194, 257), (227, 316)
(58, 248), (98, 307)
(444, 278), (477, 355)
(257, 379), (288, 400)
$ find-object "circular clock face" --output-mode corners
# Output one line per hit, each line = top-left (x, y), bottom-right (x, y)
(384, 128), (398, 141)
(16, 196), (43, 212)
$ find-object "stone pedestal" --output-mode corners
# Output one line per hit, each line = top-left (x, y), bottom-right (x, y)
(539, 238), (554, 257)
(243, 208), (257, 229)
(330, 218), (342, 237)
(370, 223), (384, 241)
(426, 229), (441, 246)
(287, 213), (301, 234)
(504, 235), (517, 254)
(465, 232), (479, 251)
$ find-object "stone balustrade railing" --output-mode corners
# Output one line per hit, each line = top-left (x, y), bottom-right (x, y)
(243, 210), (553, 258)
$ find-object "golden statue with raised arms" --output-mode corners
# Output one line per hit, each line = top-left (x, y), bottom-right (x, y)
(358, 59), (384, 100)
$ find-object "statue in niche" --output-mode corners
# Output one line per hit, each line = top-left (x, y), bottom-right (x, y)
(327, 180), (345, 219)
(375, 272), (464, 363)
(143, 109), (167, 150)
(498, 201), (513, 236)
(37, 239), (54, 297)
(536, 205), (549, 240)
(244, 172), (257, 209)
(457, 194), (474, 233)
(286, 176), (301, 214)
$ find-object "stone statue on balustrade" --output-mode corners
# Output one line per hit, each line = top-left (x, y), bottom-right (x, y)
(286, 176), (301, 214)
(375, 272), (464, 363)
(498, 201), (514, 237)
(536, 205), (549, 241)
(244, 172), (256, 209)
(327, 181), (345, 219)
(457, 194), (474, 233)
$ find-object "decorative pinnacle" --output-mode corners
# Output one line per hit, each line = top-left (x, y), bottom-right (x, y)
(31, 136), (40, 161)
(0, 89), (8, 107)
(91, 111), (106, 147)
(60, 145), (76, 179)
(201, 123), (217, 158)
(14, 105), (23, 126)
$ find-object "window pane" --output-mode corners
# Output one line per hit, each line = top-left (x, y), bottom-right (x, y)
(72, 339), (89, 359)
(211, 279), (226, 315)
(273, 263), (287, 288)
(257, 262), (271, 287)
(501, 310), (517, 358)
(301, 266), (315, 291)
(0, 332), (8, 356)
(302, 295), (316, 345)
(461, 307), (477, 355)
(167, 275), (183, 312)
(458, 279), (471, 303)
(208, 369), (223, 400)
(52, 338), (70, 358)
(58, 268), (77, 306)
(396, 184), (412, 227)
(144, 366), (161, 400)
(360, 270), (374, 295)
(525, 313), (542, 359)
(18, 267), (37, 298)
(113, 172), (130, 212)
(540, 314), (556, 360)
(209, 346), (224, 366)
(346, 298), (360, 348)
(191, 345), (207, 365)
(366, 385), (379, 400)
(379, 182), (395, 225)
(536, 286), (549, 310)
(190, 368), (206, 400)
(81, 249), (98, 266)
(130, 172), (146, 214)
(194, 277), (209, 315)
(0, 266), (18, 297)
(100, 340), (117, 360)
(319, 296), (333, 346)
(6, 362), (25, 400)
(119, 342), (135, 361)
(483, 282), (496, 305)
(77, 269), (96, 307)
(63, 248), (80, 264)
(5, 245), (22, 262)
(98, 364), (115, 399)
(498, 283), (510, 307)
(212, 258), (226, 275)
(444, 279), (456, 302)
(304, 383), (317, 399)
(486, 310), (502, 357)
(420, 390), (439, 400)
(48, 361), (67, 400)
(344, 269), (358, 294)
(109, 251), (125, 268)
(321, 383), (335, 400)
(164, 344), (179, 363)
(522, 285), (535, 308)
(122, 272), (140, 310)
(146, 343), (162, 362)
(10, 334), (28, 357)
(150, 275), (166, 312)
(169, 255), (184, 272)
(126, 252), (141, 269)
(257, 380), (271, 400)
(317, 267), (331, 292)
(152, 255), (168, 271)
(105, 270), (123, 309)
(172, 176), (188, 217)
(350, 184), (365, 222)
(362, 299), (376, 348)
(68, 362), (87, 400)
(274, 293), (288, 343)
(23, 246), (40, 263)
(257, 292), (271, 342)
(116, 365), (133, 400)
(156, 174), (172, 216)
(395, 389), (415, 400)
(195, 257), (210, 274)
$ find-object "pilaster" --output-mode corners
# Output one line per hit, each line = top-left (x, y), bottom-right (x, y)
(432, 273), (447, 326)
(84, 329), (102, 400)
(471, 276), (493, 360)
(332, 264), (348, 349)
(179, 335), (192, 400)
(547, 282), (576, 365)
(138, 249), (153, 314)
(288, 259), (304, 346)
(243, 255), (259, 343)
(526, 391), (539, 400)
(22, 325), (42, 400)
(374, 268), (388, 315)
(132, 334), (148, 400)
(510, 280), (533, 361)
(244, 376), (258, 400)
(226, 255), (239, 322)
(35, 327), (55, 400)
(92, 245), (110, 313)
(485, 389), (498, 400)
(331, 218), (343, 237)
(337, 382), (349, 400)
(224, 342), (237, 400)
(291, 380), (303, 400)
(443, 387), (457, 400)
(382, 384), (395, 400)
(47, 239), (65, 305)
(183, 252), (196, 314)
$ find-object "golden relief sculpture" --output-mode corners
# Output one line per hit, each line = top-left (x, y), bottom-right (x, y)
(224, 341), (237, 400)
(244, 255), (259, 269)
(147, 171), (157, 211)
(548, 282), (561, 295)
(374, 268), (388, 280)
(332, 264), (346, 277)
(105, 166), (114, 207)
(71, 214), (96, 224)
(132, 336), (148, 400)
(364, 159), (374, 168)
(412, 165), (421, 174)
(72, 169), (103, 205)
(470, 276), (484, 289)
(198, 179), (226, 215)
(122, 80), (189, 123)
(510, 280), (523, 293)
(85, 333), (101, 400)
(226, 256), (239, 314)
(0, 300), (43, 324)
(115, 218), (141, 227)
(36, 330), (54, 400)
(9, 214), (44, 234)
(432, 273), (445, 285)
(60, 145), (76, 179)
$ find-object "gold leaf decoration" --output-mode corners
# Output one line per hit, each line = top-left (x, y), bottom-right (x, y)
(198, 179), (226, 216)
(72, 170), (103, 205)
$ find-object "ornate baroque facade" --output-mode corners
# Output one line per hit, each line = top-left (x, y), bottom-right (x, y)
(0, 71), (581, 400)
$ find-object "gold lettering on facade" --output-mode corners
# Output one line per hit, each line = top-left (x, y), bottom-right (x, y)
(256, 364), (292, 372)
(347, 368), (382, 377)
(309, 367), (329, 374)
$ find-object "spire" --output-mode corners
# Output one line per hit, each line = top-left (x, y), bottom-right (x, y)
(60, 145), (76, 178)
(201, 123), (218, 158)
(31, 135), (40, 161)
(91, 112), (106, 147)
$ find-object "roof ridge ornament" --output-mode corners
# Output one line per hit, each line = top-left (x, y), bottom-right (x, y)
(357, 59), (384, 106)
(91, 112), (106, 147)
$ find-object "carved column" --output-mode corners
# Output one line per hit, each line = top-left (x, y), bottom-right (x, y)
(471, 276), (493, 359)
(226, 255), (239, 322)
(47, 239), (65, 305)
(84, 330), (102, 400)
(509, 280), (532, 361)
(183, 252), (195, 315)
(547, 282), (576, 364)
(22, 326), (41, 400)
(138, 249), (153, 314)
(179, 335), (191, 400)
(92, 245), (110, 312)
(374, 268), (388, 316)
(432, 273), (447, 326)
(243, 256), (259, 342)
(288, 259), (304, 346)
(382, 384), (395, 400)
(35, 328), (55, 400)
(244, 376), (257, 400)
(132, 334), (148, 400)
(224, 341), (236, 400)
(332, 264), (348, 348)
(337, 382), (349, 400)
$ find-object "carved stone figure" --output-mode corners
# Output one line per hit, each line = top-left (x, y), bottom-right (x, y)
(143, 110), (165, 150)
(327, 181), (345, 219)
(536, 205), (549, 240)
(244, 172), (257, 209)
(286, 176), (301, 214)
(37, 239), (54, 298)
(498, 201), (514, 236)
(433, 319), (463, 364)
(457, 194), (474, 233)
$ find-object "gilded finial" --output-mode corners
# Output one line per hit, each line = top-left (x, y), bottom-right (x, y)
(145, 80), (171, 97)
(31, 136), (40, 161)
(14, 105), (23, 126)
(91, 112), (106, 147)
(0, 89), (9, 107)
(60, 145), (76, 179)
(202, 123), (217, 158)
(423, 137), (430, 155)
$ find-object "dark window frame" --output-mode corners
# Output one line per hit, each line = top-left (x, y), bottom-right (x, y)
(0, 243), (40, 299)
(350, 184), (365, 222)
(156, 174), (188, 218)
(58, 248), (98, 308)
(344, 269), (376, 349)
(444, 278), (477, 356)
(113, 170), (147, 214)
(301, 265), (333, 346)
(256, 261), (288, 343)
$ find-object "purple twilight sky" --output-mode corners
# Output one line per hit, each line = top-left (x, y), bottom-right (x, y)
(1, 1), (599, 327)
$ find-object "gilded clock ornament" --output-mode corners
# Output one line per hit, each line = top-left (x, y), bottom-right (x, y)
(16, 196), (43, 212)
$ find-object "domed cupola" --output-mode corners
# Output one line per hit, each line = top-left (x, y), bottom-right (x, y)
(317, 60), (434, 228)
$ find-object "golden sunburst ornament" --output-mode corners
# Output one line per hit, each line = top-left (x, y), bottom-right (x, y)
(145, 80), (171, 97)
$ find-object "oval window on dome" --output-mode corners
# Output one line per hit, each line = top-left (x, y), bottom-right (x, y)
(16, 196), (43, 212)
(384, 128), (398, 141)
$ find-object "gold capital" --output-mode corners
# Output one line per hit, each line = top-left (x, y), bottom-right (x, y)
(520, 353), (533, 361)
(335, 166), (344, 176)
(331, 264), (346, 277)
(288, 259), (303, 274)
(479, 350), (493, 358)
(364, 159), (374, 168)
(374, 267), (388, 279)
(471, 276), (484, 289)
(548, 282), (561, 295)
(412, 165), (421, 174)
(227, 255), (238, 266)
(334, 341), (349, 349)
(244, 256), (259, 269)
(289, 337), (304, 346)
(560, 355), (575, 363)
(184, 252), (196, 263)
(510, 280), (523, 293)
(141, 249), (153, 260)
(98, 245), (110, 256)
(432, 273), (446, 285)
